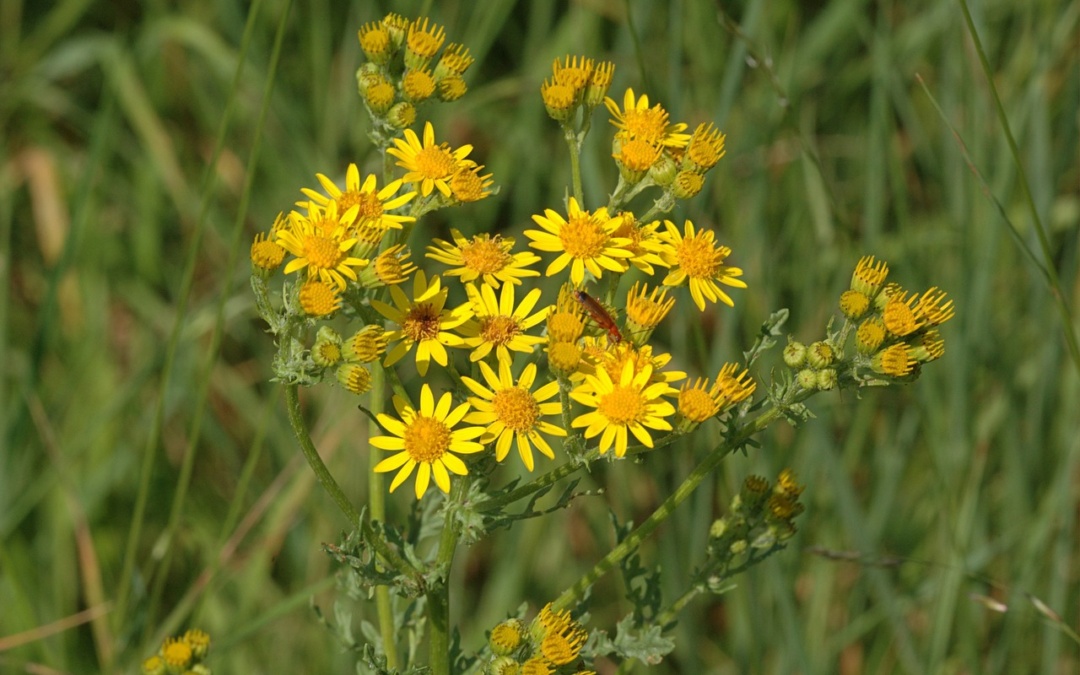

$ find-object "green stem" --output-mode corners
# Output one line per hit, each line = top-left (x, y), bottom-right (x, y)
(428, 483), (464, 675)
(565, 126), (585, 205)
(551, 405), (785, 612)
(284, 384), (422, 580)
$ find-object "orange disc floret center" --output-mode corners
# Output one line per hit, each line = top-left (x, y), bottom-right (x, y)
(416, 145), (457, 180)
(480, 315), (521, 345)
(560, 216), (609, 258)
(598, 386), (645, 425)
(460, 237), (510, 274)
(622, 106), (669, 143)
(492, 387), (540, 431)
(302, 234), (347, 271)
(353, 190), (385, 221)
(403, 416), (451, 462)
(675, 235), (722, 278)
(402, 303), (442, 342)
(617, 138), (661, 171)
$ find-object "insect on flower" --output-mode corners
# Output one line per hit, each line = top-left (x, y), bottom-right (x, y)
(574, 290), (623, 344)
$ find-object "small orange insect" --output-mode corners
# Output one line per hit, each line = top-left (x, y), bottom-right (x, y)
(573, 290), (623, 344)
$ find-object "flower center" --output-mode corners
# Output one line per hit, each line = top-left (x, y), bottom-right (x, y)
(597, 385), (645, 425)
(480, 315), (521, 346)
(675, 235), (720, 278)
(560, 214), (609, 259)
(450, 167), (488, 203)
(403, 416), (451, 463)
(350, 190), (385, 223)
(616, 138), (661, 171)
(679, 387), (716, 423)
(460, 236), (510, 274)
(402, 303), (442, 342)
(621, 105), (669, 144)
(416, 144), (457, 180)
(302, 234), (346, 271)
(883, 297), (921, 336)
(548, 311), (584, 342)
(492, 387), (540, 432)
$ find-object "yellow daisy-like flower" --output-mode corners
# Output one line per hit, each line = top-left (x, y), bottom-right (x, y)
(371, 271), (472, 376)
(277, 202), (368, 289)
(161, 637), (192, 669)
(405, 17), (446, 68)
(612, 215), (670, 275)
(426, 229), (541, 288)
(524, 197), (634, 286)
(579, 339), (685, 390)
(371, 384), (485, 499)
(359, 243), (418, 288)
(541, 77), (577, 122)
(462, 361), (566, 471)
(851, 255), (889, 297)
(552, 55), (594, 95)
(459, 282), (548, 365)
(300, 164), (416, 233)
(251, 231), (286, 271)
(387, 121), (474, 198)
(686, 122), (727, 171)
(660, 219), (746, 311)
(604, 88), (690, 148)
(571, 361), (676, 457)
(403, 67), (437, 102)
(625, 281), (675, 335)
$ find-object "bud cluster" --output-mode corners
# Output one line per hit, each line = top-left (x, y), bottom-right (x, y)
(141, 629), (212, 675)
(482, 604), (592, 674)
(707, 469), (805, 570)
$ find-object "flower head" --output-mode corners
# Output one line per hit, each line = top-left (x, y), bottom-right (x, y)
(251, 213), (287, 271)
(300, 164), (416, 234)
(459, 282), (548, 365)
(524, 198), (634, 286)
(545, 284), (586, 343)
(449, 162), (495, 203)
(277, 201), (368, 289)
(685, 122), (727, 171)
(359, 243), (417, 288)
(611, 214), (670, 275)
(660, 219), (746, 311)
(298, 279), (342, 317)
(462, 361), (566, 471)
(625, 281), (675, 339)
(405, 17), (446, 69)
(371, 384), (485, 499)
(571, 361), (676, 457)
(371, 271), (471, 376)
(388, 121), (475, 197)
(605, 88), (690, 148)
(426, 230), (540, 288)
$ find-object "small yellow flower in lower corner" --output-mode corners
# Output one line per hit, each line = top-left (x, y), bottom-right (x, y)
(371, 271), (471, 376)
(660, 219), (746, 311)
(462, 361), (566, 471)
(489, 618), (527, 656)
(298, 279), (342, 317)
(529, 604), (588, 667)
(571, 361), (676, 457)
(161, 637), (192, 670)
(371, 384), (485, 499)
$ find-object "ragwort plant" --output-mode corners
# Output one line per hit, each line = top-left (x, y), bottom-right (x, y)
(247, 14), (954, 674)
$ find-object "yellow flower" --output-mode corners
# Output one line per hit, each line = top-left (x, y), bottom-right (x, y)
(371, 384), (485, 499)
(403, 67), (437, 102)
(459, 282), (548, 365)
(300, 164), (416, 233)
(387, 121), (475, 197)
(545, 284), (586, 343)
(660, 219), (746, 311)
(625, 281), (675, 335)
(298, 279), (342, 317)
(604, 88), (690, 148)
(371, 271), (472, 376)
(405, 17), (446, 69)
(251, 212), (286, 271)
(462, 361), (566, 471)
(686, 122), (726, 171)
(579, 340), (685, 391)
(161, 637), (192, 669)
(571, 361), (676, 457)
(552, 55), (594, 95)
(449, 163), (495, 203)
(358, 22), (392, 65)
(426, 230), (540, 288)
(529, 604), (588, 666)
(359, 244), (417, 288)
(276, 202), (368, 289)
(612, 215), (670, 275)
(851, 255), (889, 297)
(524, 197), (634, 286)
(435, 43), (474, 79)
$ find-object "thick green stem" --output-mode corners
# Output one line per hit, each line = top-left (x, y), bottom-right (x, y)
(564, 127), (585, 205)
(284, 384), (422, 580)
(551, 406), (785, 612)
(428, 482), (464, 675)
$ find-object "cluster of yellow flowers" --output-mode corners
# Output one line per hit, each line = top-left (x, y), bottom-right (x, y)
(141, 629), (211, 675)
(784, 255), (954, 389)
(357, 14), (474, 128)
(483, 604), (594, 675)
(250, 39), (759, 499)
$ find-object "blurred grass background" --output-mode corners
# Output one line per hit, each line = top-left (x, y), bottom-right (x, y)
(2, 0), (1078, 672)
